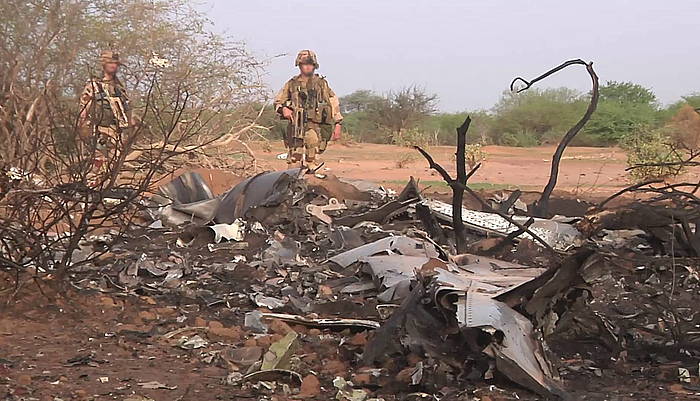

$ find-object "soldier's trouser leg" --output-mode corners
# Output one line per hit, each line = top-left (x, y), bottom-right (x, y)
(90, 126), (119, 181)
(318, 124), (332, 154)
(304, 128), (320, 168)
(284, 124), (303, 164)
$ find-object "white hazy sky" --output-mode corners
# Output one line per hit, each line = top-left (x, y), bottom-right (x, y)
(200, 0), (699, 112)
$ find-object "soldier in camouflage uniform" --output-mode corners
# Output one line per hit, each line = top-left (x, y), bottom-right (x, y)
(274, 50), (343, 170)
(79, 50), (131, 171)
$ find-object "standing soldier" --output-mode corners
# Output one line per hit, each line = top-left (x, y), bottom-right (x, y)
(79, 50), (131, 172)
(274, 50), (343, 170)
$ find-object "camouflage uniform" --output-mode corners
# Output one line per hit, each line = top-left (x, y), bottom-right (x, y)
(79, 50), (131, 170)
(273, 50), (342, 168)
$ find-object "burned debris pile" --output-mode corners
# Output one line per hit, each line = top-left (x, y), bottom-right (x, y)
(24, 144), (693, 400)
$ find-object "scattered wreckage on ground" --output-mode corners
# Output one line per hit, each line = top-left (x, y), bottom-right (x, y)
(63, 161), (691, 400)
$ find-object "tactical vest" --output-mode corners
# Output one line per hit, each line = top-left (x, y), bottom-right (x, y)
(92, 80), (129, 128)
(289, 75), (333, 125)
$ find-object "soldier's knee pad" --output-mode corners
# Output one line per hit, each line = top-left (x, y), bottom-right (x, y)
(304, 129), (319, 147)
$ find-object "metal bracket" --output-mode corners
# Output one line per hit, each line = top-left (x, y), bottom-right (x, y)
(305, 198), (347, 225)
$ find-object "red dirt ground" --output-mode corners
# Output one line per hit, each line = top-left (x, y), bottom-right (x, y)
(255, 142), (631, 194)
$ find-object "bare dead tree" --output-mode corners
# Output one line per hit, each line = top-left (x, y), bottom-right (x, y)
(414, 117), (555, 254)
(510, 59), (600, 218)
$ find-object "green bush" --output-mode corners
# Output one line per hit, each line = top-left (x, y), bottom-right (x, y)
(622, 128), (684, 182)
(499, 131), (540, 147)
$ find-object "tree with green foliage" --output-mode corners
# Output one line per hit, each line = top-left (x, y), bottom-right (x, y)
(598, 81), (658, 105)
(488, 88), (586, 146)
(584, 81), (660, 145)
(366, 86), (438, 144)
(340, 90), (383, 114)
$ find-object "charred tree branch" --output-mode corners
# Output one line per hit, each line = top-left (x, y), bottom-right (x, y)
(511, 59), (599, 218)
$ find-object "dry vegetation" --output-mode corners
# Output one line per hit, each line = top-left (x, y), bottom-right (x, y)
(0, 0), (267, 294)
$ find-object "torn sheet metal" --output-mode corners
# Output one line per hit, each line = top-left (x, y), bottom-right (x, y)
(361, 255), (430, 302)
(424, 199), (582, 251)
(334, 178), (421, 227)
(260, 312), (380, 330)
(209, 219), (246, 243)
(155, 168), (304, 226)
(454, 292), (563, 397)
(159, 171), (214, 205)
(215, 168), (304, 224)
(452, 254), (546, 289)
(261, 235), (305, 267)
(332, 237), (546, 303)
(329, 236), (440, 268)
(155, 172), (220, 226)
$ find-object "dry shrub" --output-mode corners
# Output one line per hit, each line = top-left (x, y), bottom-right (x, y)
(395, 153), (419, 168)
(623, 128), (684, 182)
(0, 0), (265, 298)
(451, 143), (487, 169)
(667, 105), (700, 152)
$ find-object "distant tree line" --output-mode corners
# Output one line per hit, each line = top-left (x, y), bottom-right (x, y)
(332, 83), (700, 148)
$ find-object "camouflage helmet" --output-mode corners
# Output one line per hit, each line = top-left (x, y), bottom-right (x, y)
(99, 50), (124, 65)
(295, 50), (318, 69)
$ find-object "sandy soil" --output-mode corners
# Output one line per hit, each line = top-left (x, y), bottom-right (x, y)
(253, 142), (631, 194)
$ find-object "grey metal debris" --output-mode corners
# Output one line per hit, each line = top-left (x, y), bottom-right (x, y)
(424, 199), (582, 251)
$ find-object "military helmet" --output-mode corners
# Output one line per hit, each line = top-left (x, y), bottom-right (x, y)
(99, 50), (123, 65)
(295, 50), (318, 69)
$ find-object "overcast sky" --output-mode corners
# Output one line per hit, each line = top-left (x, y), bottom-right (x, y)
(201, 0), (699, 112)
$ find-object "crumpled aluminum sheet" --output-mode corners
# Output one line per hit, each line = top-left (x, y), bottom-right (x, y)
(329, 236), (440, 268)
(452, 254), (546, 289)
(159, 171), (214, 205)
(424, 199), (582, 251)
(156, 168), (304, 226)
(332, 236), (547, 301)
(215, 168), (304, 224)
(453, 291), (562, 397)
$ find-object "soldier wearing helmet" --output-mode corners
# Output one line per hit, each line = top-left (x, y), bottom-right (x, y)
(79, 50), (131, 172)
(273, 50), (343, 170)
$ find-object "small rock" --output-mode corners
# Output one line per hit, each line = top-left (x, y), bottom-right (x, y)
(208, 320), (224, 329)
(138, 311), (157, 321)
(298, 374), (320, 397)
(322, 359), (347, 376)
(207, 326), (243, 342)
(17, 374), (32, 386)
(352, 373), (372, 385)
(269, 319), (294, 335)
(155, 307), (177, 317)
(317, 285), (334, 298)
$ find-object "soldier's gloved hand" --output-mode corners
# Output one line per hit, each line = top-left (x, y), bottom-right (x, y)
(332, 123), (342, 141)
(282, 107), (293, 120)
